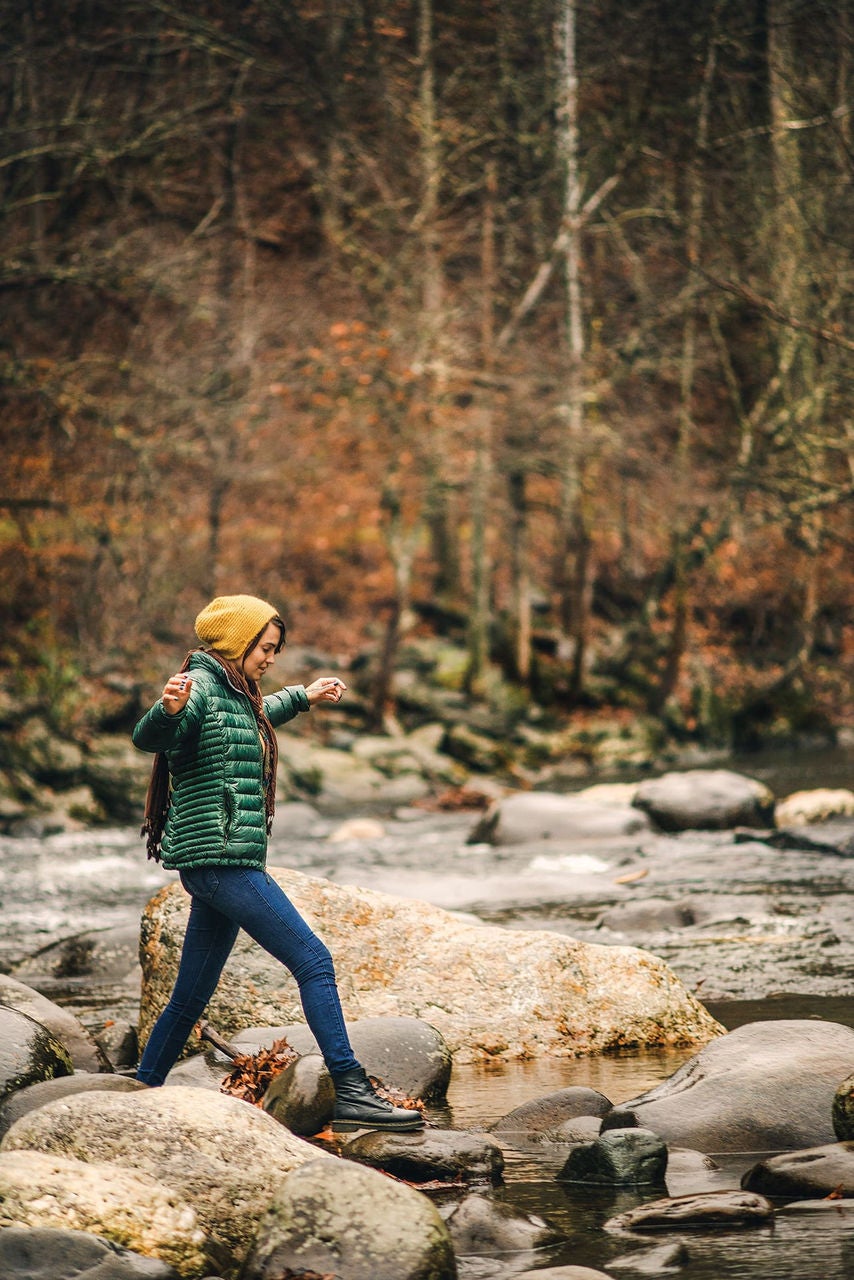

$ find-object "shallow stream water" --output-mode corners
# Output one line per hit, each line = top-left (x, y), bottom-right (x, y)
(2, 745), (854, 1276)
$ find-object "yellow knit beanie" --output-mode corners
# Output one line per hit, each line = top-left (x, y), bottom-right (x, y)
(194, 595), (281, 660)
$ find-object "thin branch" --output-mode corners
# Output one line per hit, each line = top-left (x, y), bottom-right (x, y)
(702, 270), (854, 353)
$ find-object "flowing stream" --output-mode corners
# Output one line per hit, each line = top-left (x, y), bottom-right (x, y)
(2, 744), (854, 1276)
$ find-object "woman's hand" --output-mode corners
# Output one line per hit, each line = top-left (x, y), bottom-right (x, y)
(161, 673), (193, 716)
(305, 676), (347, 707)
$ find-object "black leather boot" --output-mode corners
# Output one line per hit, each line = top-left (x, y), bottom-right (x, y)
(332, 1066), (424, 1133)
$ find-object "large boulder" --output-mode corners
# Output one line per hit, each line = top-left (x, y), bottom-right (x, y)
(0, 1085), (325, 1273)
(600, 1020), (854, 1153)
(0, 1005), (72, 1100)
(0, 1150), (208, 1276)
(138, 868), (722, 1065)
(632, 769), (774, 832)
(468, 791), (650, 845)
(240, 1156), (456, 1280)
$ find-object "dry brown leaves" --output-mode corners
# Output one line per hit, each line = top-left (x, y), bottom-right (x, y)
(219, 1037), (298, 1107)
(413, 785), (492, 812)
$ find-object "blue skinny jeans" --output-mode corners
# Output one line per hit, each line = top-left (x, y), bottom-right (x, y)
(137, 865), (360, 1086)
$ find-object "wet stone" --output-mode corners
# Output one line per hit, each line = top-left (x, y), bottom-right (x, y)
(608, 1240), (691, 1273)
(605, 1190), (774, 1232)
(342, 1126), (504, 1185)
(742, 1142), (854, 1199)
(490, 1085), (613, 1142)
(558, 1128), (668, 1187)
(443, 1190), (566, 1256)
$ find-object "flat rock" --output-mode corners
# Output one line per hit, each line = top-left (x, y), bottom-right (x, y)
(606, 1190), (774, 1231)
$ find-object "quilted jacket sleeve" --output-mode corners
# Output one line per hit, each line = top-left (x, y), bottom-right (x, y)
(264, 684), (310, 727)
(132, 681), (208, 753)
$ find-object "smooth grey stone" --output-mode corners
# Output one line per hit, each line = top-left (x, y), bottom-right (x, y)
(0, 1226), (180, 1278)
(262, 1054), (334, 1136)
(601, 1019), (854, 1154)
(742, 1142), (854, 1198)
(632, 769), (774, 832)
(443, 1190), (565, 1255)
(491, 1086), (612, 1141)
(236, 1014), (451, 1103)
(343, 1126), (504, 1185)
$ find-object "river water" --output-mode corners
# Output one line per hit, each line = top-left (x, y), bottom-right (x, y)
(2, 745), (854, 1277)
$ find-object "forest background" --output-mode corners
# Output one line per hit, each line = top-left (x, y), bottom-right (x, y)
(1, 0), (852, 764)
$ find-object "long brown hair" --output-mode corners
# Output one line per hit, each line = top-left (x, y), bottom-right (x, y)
(141, 638), (281, 862)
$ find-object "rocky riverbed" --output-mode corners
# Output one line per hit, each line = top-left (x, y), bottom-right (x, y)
(4, 767), (854, 1278)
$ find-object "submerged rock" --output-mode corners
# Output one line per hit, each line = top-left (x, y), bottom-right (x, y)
(443, 1191), (564, 1256)
(138, 868), (723, 1065)
(605, 1190), (774, 1231)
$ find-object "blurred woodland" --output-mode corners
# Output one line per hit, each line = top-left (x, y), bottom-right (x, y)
(1, 0), (852, 749)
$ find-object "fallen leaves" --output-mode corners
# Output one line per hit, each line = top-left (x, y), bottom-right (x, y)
(219, 1037), (298, 1107)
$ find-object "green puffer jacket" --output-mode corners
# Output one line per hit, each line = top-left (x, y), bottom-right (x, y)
(132, 650), (309, 871)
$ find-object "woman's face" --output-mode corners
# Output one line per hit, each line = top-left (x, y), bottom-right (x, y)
(242, 621), (282, 683)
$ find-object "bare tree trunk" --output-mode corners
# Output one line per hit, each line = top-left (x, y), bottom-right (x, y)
(506, 465), (532, 683)
(554, 0), (589, 699)
(465, 162), (497, 695)
(655, 8), (720, 711)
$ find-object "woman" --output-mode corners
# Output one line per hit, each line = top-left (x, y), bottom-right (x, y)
(132, 593), (421, 1132)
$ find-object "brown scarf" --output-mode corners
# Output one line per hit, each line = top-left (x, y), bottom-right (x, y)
(141, 648), (279, 862)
